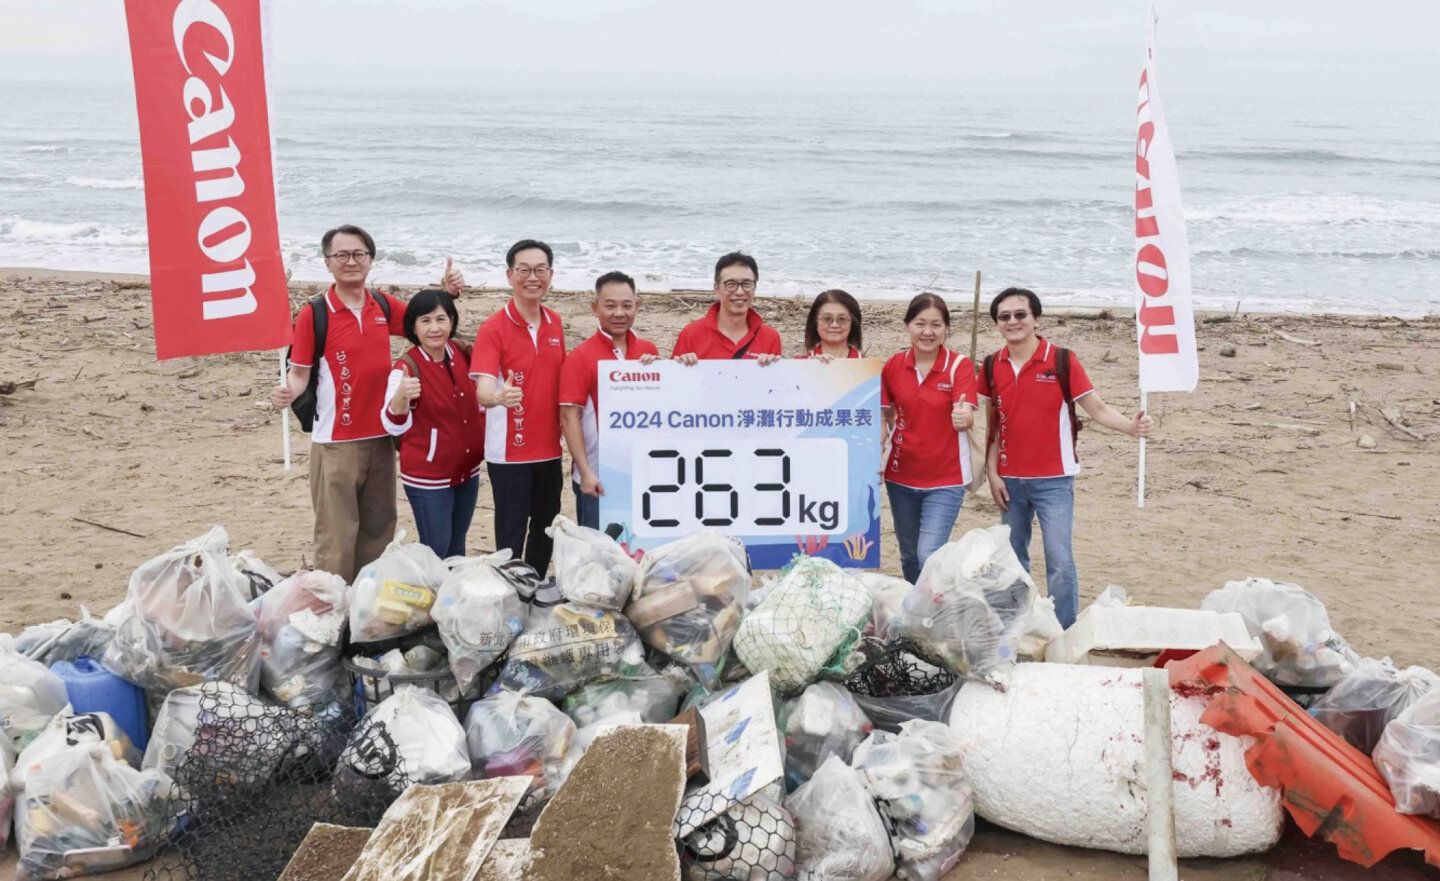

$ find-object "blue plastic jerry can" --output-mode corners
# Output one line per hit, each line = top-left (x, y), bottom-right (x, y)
(50, 656), (149, 751)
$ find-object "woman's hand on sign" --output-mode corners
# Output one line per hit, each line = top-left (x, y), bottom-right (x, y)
(638, 353), (658, 366)
(812, 353), (835, 364)
(951, 403), (974, 432)
(499, 371), (524, 408)
(441, 256), (465, 296)
(674, 352), (699, 366)
(1131, 410), (1153, 439)
(756, 353), (781, 366)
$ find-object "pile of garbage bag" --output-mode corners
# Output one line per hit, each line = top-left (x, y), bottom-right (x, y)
(548, 514), (637, 610)
(626, 531), (751, 690)
(785, 755), (894, 881)
(1200, 577), (1358, 689)
(102, 527), (261, 694)
(348, 541), (449, 644)
(0, 635), (70, 749)
(1372, 688), (1440, 817)
(338, 686), (469, 791)
(464, 691), (575, 814)
(432, 556), (528, 692)
(733, 556), (871, 695)
(779, 682), (873, 791)
(254, 570), (349, 709)
(1311, 657), (1439, 754)
(496, 602), (648, 700)
(889, 525), (1036, 682)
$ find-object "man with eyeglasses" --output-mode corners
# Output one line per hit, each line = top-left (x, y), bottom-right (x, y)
(470, 239), (567, 573)
(976, 286), (1152, 628)
(671, 251), (783, 364)
(271, 224), (465, 581)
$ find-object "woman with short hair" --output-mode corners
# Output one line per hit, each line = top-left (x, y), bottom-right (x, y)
(802, 289), (863, 359)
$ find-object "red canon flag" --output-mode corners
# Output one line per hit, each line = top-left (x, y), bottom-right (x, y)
(125, 0), (290, 360)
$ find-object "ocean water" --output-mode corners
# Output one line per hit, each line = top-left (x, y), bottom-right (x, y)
(1, 80), (1437, 315)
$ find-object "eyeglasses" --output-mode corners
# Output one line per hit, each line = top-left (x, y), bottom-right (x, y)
(511, 266), (552, 278)
(325, 250), (372, 264)
(818, 315), (852, 326)
(996, 310), (1031, 323)
(721, 280), (757, 293)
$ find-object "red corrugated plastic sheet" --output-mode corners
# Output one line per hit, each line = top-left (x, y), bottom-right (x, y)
(1167, 642), (1440, 869)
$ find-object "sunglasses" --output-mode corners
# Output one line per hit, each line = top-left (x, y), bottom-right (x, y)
(996, 310), (1031, 323)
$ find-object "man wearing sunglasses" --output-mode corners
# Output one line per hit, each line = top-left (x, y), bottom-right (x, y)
(272, 224), (464, 581)
(672, 251), (783, 364)
(977, 286), (1152, 628)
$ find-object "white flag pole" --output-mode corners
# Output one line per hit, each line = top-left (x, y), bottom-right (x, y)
(1137, 390), (1147, 508)
(279, 350), (292, 471)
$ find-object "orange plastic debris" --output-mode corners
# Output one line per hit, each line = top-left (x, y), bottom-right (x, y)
(1167, 642), (1440, 870)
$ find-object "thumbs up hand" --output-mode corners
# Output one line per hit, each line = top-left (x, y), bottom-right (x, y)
(951, 402), (974, 432)
(499, 370), (524, 408)
(441, 256), (465, 296)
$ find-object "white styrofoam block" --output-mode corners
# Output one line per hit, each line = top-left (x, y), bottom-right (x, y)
(1044, 606), (1262, 666)
(949, 663), (1283, 857)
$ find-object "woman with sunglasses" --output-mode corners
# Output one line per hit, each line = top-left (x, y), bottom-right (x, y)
(802, 289), (863, 360)
(881, 292), (978, 583)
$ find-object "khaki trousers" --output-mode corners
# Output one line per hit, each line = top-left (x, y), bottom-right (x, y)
(309, 437), (396, 583)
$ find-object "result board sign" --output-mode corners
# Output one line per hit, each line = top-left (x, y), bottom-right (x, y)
(598, 359), (882, 568)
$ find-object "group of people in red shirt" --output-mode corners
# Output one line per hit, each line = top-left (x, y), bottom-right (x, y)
(272, 226), (1152, 627)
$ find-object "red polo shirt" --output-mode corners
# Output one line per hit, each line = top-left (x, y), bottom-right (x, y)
(470, 300), (567, 464)
(803, 344), (861, 358)
(881, 348), (977, 489)
(559, 329), (660, 483)
(288, 286), (406, 444)
(671, 303), (782, 360)
(977, 337), (1094, 479)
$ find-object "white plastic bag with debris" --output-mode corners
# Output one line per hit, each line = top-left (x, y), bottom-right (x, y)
(733, 556), (871, 695)
(856, 572), (910, 640)
(679, 793), (799, 881)
(627, 531), (752, 690)
(1200, 577), (1358, 688)
(13, 610), (115, 668)
(561, 668), (683, 729)
(1373, 688), (1440, 817)
(853, 720), (974, 881)
(431, 557), (527, 693)
(254, 571), (349, 709)
(779, 682), (873, 791)
(784, 755), (894, 881)
(1312, 658), (1439, 754)
(547, 514), (637, 610)
(0, 634), (70, 750)
(143, 682), (282, 786)
(348, 541), (449, 644)
(12, 712), (139, 791)
(464, 691), (575, 812)
(340, 686), (469, 789)
(1017, 595), (1064, 661)
(496, 603), (649, 701)
(13, 743), (171, 881)
(102, 527), (261, 694)
(889, 525), (1036, 682)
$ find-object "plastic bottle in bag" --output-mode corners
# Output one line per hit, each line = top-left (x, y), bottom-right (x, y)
(547, 514), (637, 610)
(888, 525), (1036, 682)
(784, 755), (894, 881)
(495, 602), (648, 701)
(1372, 688), (1440, 817)
(733, 556), (871, 695)
(0, 634), (70, 749)
(561, 668), (683, 729)
(464, 691), (575, 813)
(852, 720), (974, 881)
(627, 531), (752, 690)
(779, 682), (873, 791)
(1311, 657), (1439, 754)
(348, 542), (449, 644)
(432, 558), (527, 693)
(254, 570), (349, 709)
(101, 527), (261, 695)
(1200, 577), (1358, 688)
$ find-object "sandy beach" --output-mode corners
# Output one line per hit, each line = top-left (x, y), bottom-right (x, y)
(2, 267), (1438, 879)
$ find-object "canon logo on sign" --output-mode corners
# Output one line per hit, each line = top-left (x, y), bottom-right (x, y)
(175, 0), (257, 321)
(610, 370), (662, 383)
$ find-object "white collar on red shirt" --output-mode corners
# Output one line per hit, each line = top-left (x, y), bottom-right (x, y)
(1004, 337), (1053, 378)
(416, 341), (455, 363)
(904, 346), (954, 380)
(324, 285), (374, 314)
(503, 300), (552, 328)
(593, 325), (636, 358)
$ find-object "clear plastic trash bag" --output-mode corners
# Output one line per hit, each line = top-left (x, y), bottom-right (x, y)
(432, 557), (527, 693)
(143, 682), (285, 787)
(561, 667), (683, 729)
(496, 602), (648, 701)
(254, 570), (349, 709)
(12, 711), (139, 791)
(348, 541), (450, 644)
(339, 686), (469, 790)
(1311, 657), (1439, 754)
(853, 720), (974, 881)
(733, 556), (871, 696)
(679, 792), (799, 881)
(464, 691), (575, 813)
(856, 572), (910, 640)
(889, 525), (1036, 682)
(102, 526), (261, 695)
(1373, 688), (1440, 817)
(0, 634), (70, 749)
(14, 743), (171, 881)
(547, 514), (637, 610)
(1016, 595), (1063, 662)
(779, 682), (873, 792)
(784, 755), (894, 881)
(627, 531), (752, 691)
(13, 610), (115, 668)
(1200, 577), (1358, 688)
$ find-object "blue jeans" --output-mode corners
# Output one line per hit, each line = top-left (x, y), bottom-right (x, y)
(572, 480), (600, 530)
(1000, 476), (1079, 628)
(403, 476), (480, 560)
(886, 482), (966, 584)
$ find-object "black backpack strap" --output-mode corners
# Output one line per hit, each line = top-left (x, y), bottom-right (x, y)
(1055, 346), (1083, 456)
(982, 353), (998, 454)
(370, 289), (392, 321)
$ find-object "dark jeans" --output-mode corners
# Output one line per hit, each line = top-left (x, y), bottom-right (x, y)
(488, 458), (564, 574)
(572, 480), (600, 530)
(403, 476), (480, 560)
(1000, 476), (1079, 628)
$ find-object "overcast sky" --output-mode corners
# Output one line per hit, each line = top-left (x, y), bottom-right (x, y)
(1, 0), (1436, 97)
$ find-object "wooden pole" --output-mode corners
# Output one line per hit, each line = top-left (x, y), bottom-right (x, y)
(1142, 667), (1178, 880)
(969, 270), (982, 364)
